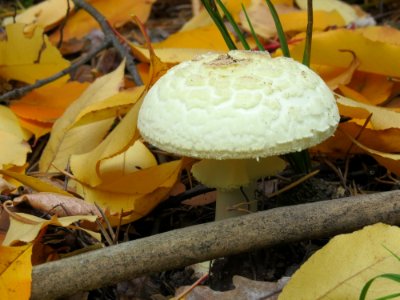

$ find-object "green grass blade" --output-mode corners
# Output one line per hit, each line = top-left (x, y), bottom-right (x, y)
(376, 292), (400, 300)
(214, 0), (250, 50)
(201, 0), (237, 50)
(360, 274), (400, 300)
(241, 3), (265, 51)
(383, 245), (400, 262)
(302, 0), (313, 67)
(263, 0), (290, 57)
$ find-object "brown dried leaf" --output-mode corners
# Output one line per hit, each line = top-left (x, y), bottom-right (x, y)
(176, 275), (289, 300)
(182, 191), (217, 207)
(12, 192), (101, 217)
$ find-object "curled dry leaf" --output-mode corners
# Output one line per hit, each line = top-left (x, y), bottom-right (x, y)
(3, 211), (98, 246)
(12, 192), (101, 218)
(0, 177), (15, 195)
(176, 275), (289, 300)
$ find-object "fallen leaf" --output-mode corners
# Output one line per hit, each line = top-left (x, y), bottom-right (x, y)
(0, 169), (73, 196)
(336, 94), (400, 130)
(346, 72), (394, 105)
(0, 23), (69, 84)
(75, 160), (183, 223)
(295, 0), (358, 24)
(0, 106), (31, 169)
(71, 86), (146, 128)
(280, 223), (400, 299)
(154, 24), (230, 51)
(0, 244), (32, 300)
(312, 122), (400, 156)
(12, 192), (101, 217)
(2, 0), (74, 33)
(3, 213), (98, 246)
(317, 51), (360, 90)
(50, 0), (155, 42)
(10, 81), (89, 124)
(176, 275), (289, 300)
(287, 28), (400, 77)
(358, 26), (400, 46)
(240, 2), (344, 39)
(182, 191), (217, 206)
(0, 177), (15, 195)
(130, 45), (218, 65)
(39, 61), (126, 173)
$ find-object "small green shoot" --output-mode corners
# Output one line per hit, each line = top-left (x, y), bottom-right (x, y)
(263, 0), (290, 57)
(201, 0), (237, 50)
(359, 246), (400, 300)
(241, 3), (265, 51)
(302, 0), (313, 67)
(214, 0), (250, 50)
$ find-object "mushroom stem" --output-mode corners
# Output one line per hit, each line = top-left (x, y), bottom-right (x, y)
(215, 182), (257, 221)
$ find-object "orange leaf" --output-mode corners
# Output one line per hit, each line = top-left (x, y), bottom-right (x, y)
(0, 244), (32, 300)
(50, 0), (155, 42)
(10, 81), (89, 124)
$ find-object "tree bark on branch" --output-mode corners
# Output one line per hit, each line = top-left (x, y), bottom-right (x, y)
(31, 190), (400, 299)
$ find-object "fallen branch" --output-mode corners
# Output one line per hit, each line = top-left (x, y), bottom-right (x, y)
(72, 0), (143, 85)
(32, 190), (400, 299)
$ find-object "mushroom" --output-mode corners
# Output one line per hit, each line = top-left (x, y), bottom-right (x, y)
(138, 50), (340, 221)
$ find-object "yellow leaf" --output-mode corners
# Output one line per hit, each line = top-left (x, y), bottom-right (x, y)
(130, 45), (219, 64)
(14, 118), (52, 139)
(3, 0), (74, 33)
(280, 223), (400, 299)
(312, 122), (400, 156)
(70, 98), (143, 187)
(343, 131), (400, 176)
(96, 160), (181, 194)
(288, 28), (400, 77)
(154, 24), (229, 51)
(97, 140), (157, 185)
(181, 0), (252, 32)
(50, 0), (155, 42)
(336, 94), (400, 129)
(240, 2), (344, 39)
(358, 26), (400, 46)
(71, 86), (146, 127)
(0, 244), (32, 300)
(0, 107), (31, 169)
(3, 213), (98, 246)
(0, 169), (73, 196)
(75, 160), (183, 222)
(296, 0), (358, 24)
(347, 72), (394, 105)
(0, 23), (69, 84)
(39, 61), (126, 172)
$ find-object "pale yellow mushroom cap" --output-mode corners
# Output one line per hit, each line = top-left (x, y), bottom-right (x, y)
(138, 50), (340, 160)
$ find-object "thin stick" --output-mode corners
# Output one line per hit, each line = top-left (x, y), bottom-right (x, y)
(72, 0), (143, 85)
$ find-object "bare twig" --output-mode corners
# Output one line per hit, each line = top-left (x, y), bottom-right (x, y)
(0, 41), (109, 104)
(32, 190), (400, 299)
(72, 0), (143, 85)
(57, 0), (72, 49)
